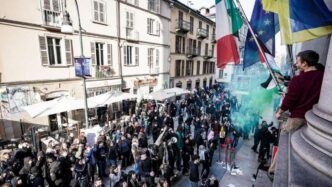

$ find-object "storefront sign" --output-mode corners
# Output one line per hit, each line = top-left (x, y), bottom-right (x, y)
(134, 78), (157, 88)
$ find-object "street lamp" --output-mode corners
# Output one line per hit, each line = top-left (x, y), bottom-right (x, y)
(61, 0), (89, 129)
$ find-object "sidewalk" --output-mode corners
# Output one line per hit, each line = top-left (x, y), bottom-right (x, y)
(219, 139), (261, 187)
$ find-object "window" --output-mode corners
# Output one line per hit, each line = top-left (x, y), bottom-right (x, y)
(206, 25), (210, 38)
(205, 43), (208, 56)
(147, 18), (154, 34)
(95, 43), (104, 66)
(147, 18), (160, 35)
(199, 21), (202, 29)
(190, 16), (194, 34)
(91, 42), (112, 67)
(175, 60), (181, 77)
(156, 49), (159, 67)
(93, 0), (106, 23)
(219, 70), (224, 78)
(175, 35), (185, 54)
(148, 48), (154, 67)
(126, 12), (134, 28)
(47, 37), (61, 65)
(126, 0), (139, 6)
(148, 0), (160, 13)
(198, 41), (201, 55)
(196, 61), (200, 75)
(186, 61), (193, 76)
(42, 0), (61, 26)
(39, 36), (73, 66)
(124, 45), (139, 65)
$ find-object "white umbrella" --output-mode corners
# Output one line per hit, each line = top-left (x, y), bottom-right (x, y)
(164, 87), (191, 95)
(88, 91), (137, 108)
(22, 96), (85, 118)
(143, 90), (174, 101)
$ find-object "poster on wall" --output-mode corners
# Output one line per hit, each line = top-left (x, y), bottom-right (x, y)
(0, 86), (41, 118)
(75, 57), (91, 77)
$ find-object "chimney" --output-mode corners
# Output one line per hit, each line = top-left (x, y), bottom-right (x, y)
(205, 8), (210, 15)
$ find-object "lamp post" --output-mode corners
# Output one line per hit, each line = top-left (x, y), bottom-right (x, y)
(61, 0), (89, 129)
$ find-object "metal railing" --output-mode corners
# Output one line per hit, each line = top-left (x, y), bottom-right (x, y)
(197, 28), (208, 38)
(176, 19), (190, 32)
(95, 65), (113, 78)
(187, 47), (199, 57)
(126, 28), (139, 41)
(43, 9), (61, 27)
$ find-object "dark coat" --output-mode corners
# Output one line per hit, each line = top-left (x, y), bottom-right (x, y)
(189, 161), (200, 182)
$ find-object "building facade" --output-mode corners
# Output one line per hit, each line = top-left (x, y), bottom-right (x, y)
(0, 0), (171, 139)
(169, 1), (216, 90)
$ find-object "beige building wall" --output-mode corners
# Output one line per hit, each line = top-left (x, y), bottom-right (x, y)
(0, 0), (171, 139)
(169, 1), (216, 89)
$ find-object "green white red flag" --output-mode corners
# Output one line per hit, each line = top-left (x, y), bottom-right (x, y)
(215, 0), (243, 69)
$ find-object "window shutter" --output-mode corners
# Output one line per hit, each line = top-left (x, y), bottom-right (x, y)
(91, 42), (96, 65)
(147, 19), (150, 34)
(156, 0), (160, 13)
(99, 2), (105, 23)
(39, 36), (49, 66)
(52, 0), (60, 11)
(94, 1), (99, 21)
(148, 49), (151, 66)
(135, 47), (139, 65)
(124, 46), (127, 65)
(65, 39), (73, 65)
(43, 0), (51, 10)
(126, 12), (129, 28)
(107, 44), (112, 66)
(130, 13), (134, 28)
(156, 22), (160, 35)
(156, 49), (159, 67)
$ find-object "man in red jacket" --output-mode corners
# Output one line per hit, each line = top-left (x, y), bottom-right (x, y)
(275, 50), (324, 132)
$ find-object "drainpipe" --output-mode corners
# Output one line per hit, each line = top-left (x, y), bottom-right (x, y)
(117, 0), (124, 90)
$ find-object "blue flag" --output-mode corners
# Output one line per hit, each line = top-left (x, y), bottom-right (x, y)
(262, 0), (332, 44)
(243, 0), (279, 70)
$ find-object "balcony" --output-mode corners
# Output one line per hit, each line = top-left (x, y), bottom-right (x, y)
(211, 34), (216, 43)
(42, 9), (61, 28)
(203, 50), (214, 59)
(149, 67), (160, 75)
(197, 28), (208, 39)
(186, 47), (199, 58)
(126, 28), (139, 42)
(176, 19), (190, 34)
(95, 65), (114, 78)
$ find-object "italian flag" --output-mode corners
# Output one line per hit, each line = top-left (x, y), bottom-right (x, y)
(216, 0), (243, 69)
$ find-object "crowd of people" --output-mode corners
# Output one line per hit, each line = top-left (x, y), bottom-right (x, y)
(0, 84), (248, 187)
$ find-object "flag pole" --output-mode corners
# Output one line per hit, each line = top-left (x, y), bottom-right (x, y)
(234, 0), (283, 92)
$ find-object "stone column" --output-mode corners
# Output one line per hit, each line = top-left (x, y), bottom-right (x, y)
(289, 37), (332, 186)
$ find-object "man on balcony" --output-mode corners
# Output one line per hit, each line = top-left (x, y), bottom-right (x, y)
(275, 50), (324, 132)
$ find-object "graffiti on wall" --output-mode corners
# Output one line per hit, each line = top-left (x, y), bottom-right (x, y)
(0, 86), (41, 119)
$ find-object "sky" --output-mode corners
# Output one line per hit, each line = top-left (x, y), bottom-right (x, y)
(178, 0), (255, 17)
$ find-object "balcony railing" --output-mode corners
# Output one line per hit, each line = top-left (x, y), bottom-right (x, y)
(197, 28), (208, 39)
(43, 9), (61, 27)
(126, 28), (139, 42)
(176, 19), (190, 33)
(204, 50), (214, 59)
(186, 47), (199, 58)
(211, 34), (216, 43)
(95, 65), (114, 78)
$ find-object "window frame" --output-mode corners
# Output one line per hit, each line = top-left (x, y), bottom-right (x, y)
(92, 0), (107, 24)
